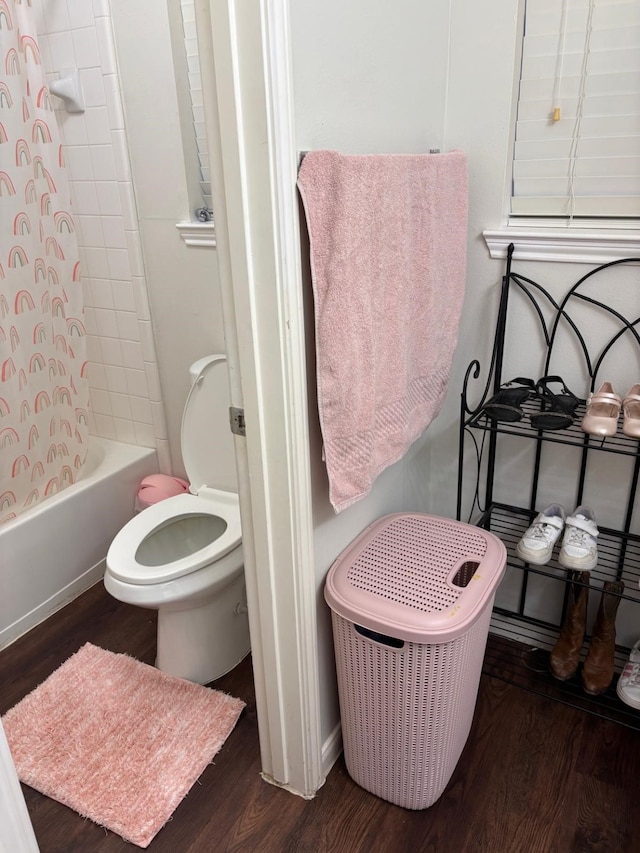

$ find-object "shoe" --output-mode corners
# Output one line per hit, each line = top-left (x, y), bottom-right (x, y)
(558, 506), (598, 571)
(582, 580), (624, 695)
(481, 377), (536, 423)
(549, 569), (589, 681)
(516, 504), (565, 565)
(581, 382), (621, 437)
(530, 376), (582, 431)
(622, 384), (640, 438)
(616, 640), (640, 709)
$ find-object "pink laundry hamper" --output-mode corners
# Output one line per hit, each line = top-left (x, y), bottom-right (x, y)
(324, 513), (506, 810)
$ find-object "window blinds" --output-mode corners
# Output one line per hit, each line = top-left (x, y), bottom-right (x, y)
(511, 0), (640, 220)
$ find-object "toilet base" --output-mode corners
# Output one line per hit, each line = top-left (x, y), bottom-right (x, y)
(156, 573), (251, 684)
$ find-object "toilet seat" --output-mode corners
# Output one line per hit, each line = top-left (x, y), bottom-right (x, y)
(106, 489), (241, 585)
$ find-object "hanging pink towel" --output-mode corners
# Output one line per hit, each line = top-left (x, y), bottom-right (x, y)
(297, 149), (468, 513)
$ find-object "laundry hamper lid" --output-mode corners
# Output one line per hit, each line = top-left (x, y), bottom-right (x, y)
(324, 513), (506, 644)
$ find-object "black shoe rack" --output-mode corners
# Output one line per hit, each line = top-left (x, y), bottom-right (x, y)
(457, 244), (640, 729)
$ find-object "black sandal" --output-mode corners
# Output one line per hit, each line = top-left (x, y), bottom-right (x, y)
(482, 377), (536, 422)
(530, 376), (583, 431)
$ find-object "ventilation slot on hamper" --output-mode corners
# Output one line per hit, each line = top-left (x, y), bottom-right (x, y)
(325, 513), (505, 810)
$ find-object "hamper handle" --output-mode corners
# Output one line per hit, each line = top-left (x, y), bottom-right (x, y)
(354, 624), (404, 649)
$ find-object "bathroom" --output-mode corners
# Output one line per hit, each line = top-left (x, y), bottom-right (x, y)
(2, 0), (640, 844)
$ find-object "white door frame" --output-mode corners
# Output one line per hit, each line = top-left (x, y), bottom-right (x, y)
(197, 0), (325, 796)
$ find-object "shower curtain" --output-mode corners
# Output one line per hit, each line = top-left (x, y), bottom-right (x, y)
(1, 0), (88, 523)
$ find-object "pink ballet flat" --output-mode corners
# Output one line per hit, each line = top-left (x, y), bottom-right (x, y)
(623, 384), (640, 438)
(581, 382), (621, 437)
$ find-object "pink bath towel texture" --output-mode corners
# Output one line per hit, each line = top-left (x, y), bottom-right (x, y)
(297, 149), (468, 513)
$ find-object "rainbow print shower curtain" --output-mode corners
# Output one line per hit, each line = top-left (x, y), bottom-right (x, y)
(1, 0), (88, 523)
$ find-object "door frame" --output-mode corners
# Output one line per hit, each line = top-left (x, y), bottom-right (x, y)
(198, 0), (325, 796)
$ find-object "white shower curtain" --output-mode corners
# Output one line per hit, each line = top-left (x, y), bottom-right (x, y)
(0, 0), (88, 523)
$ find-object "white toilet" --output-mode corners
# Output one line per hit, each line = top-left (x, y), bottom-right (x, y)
(104, 354), (250, 685)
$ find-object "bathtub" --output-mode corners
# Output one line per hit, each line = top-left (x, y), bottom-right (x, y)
(0, 437), (158, 650)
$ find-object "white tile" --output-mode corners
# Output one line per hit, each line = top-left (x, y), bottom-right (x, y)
(116, 311), (140, 342)
(125, 368), (149, 398)
(48, 31), (75, 69)
(88, 277), (113, 309)
(72, 26), (100, 69)
(86, 334), (102, 362)
(80, 68), (106, 107)
(137, 320), (157, 362)
(65, 146), (94, 181)
(67, 0), (95, 29)
(151, 402), (168, 440)
(154, 439), (173, 474)
(83, 306), (98, 335)
(96, 181), (122, 216)
(76, 214), (104, 247)
(114, 417), (137, 444)
(89, 387), (112, 415)
(109, 392), (133, 420)
(58, 111), (88, 146)
(90, 145), (117, 181)
(120, 339), (144, 370)
(92, 0), (110, 17)
(111, 281), (136, 312)
(107, 248), (131, 281)
(83, 246), (110, 278)
(103, 74), (125, 131)
(71, 181), (100, 215)
(100, 336), (123, 367)
(144, 361), (163, 403)
(94, 413), (117, 440)
(37, 36), (53, 78)
(124, 231), (144, 276)
(133, 422), (156, 448)
(130, 396), (153, 425)
(45, 1), (71, 35)
(104, 365), (127, 393)
(84, 106), (112, 145)
(132, 276), (151, 321)
(118, 182), (138, 230)
(86, 361), (107, 390)
(102, 216), (127, 249)
(95, 15), (117, 75)
(110, 130), (131, 181)
(87, 410), (98, 434)
(95, 307), (119, 338)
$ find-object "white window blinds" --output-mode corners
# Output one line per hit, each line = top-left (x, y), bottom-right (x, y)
(511, 0), (640, 220)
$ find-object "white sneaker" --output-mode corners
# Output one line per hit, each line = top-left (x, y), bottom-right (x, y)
(617, 641), (640, 709)
(558, 506), (598, 570)
(516, 504), (566, 565)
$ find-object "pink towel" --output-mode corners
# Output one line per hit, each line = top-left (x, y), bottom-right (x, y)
(297, 150), (468, 513)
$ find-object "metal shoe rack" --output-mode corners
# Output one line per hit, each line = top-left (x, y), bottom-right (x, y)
(457, 244), (640, 729)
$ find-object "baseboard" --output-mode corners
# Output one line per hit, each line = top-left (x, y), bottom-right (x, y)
(0, 561), (106, 652)
(321, 722), (343, 778)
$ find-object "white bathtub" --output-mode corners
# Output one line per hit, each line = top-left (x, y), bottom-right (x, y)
(0, 437), (158, 650)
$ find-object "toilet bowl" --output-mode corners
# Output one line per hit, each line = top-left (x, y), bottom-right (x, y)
(104, 355), (250, 685)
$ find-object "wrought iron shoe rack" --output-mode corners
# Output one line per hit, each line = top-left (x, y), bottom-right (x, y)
(457, 244), (640, 729)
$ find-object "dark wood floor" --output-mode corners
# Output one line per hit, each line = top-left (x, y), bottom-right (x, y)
(2, 583), (640, 853)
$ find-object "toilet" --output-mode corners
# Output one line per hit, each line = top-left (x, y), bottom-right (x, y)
(104, 354), (250, 685)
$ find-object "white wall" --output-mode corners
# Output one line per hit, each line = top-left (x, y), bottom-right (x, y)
(291, 0), (640, 747)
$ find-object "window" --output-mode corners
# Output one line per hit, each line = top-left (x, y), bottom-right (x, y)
(510, 0), (640, 224)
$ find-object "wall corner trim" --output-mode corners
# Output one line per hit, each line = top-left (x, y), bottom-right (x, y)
(176, 221), (217, 248)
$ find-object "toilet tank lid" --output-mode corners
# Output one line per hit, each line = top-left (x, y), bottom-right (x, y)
(181, 355), (238, 494)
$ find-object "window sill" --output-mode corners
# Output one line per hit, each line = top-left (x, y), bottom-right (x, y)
(483, 227), (640, 264)
(176, 221), (216, 248)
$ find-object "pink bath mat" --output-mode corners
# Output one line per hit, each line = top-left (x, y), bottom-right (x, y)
(2, 643), (245, 848)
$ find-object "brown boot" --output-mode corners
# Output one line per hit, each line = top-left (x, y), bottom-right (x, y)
(581, 580), (624, 695)
(549, 570), (590, 680)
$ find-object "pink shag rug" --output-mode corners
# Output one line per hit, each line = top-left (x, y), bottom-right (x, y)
(2, 643), (245, 848)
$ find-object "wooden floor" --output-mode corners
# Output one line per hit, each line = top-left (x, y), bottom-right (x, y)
(2, 583), (640, 853)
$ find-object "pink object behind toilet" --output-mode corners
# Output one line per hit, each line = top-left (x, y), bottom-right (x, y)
(135, 474), (190, 511)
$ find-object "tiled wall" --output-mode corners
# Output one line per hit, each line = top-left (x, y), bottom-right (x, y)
(30, 0), (171, 472)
